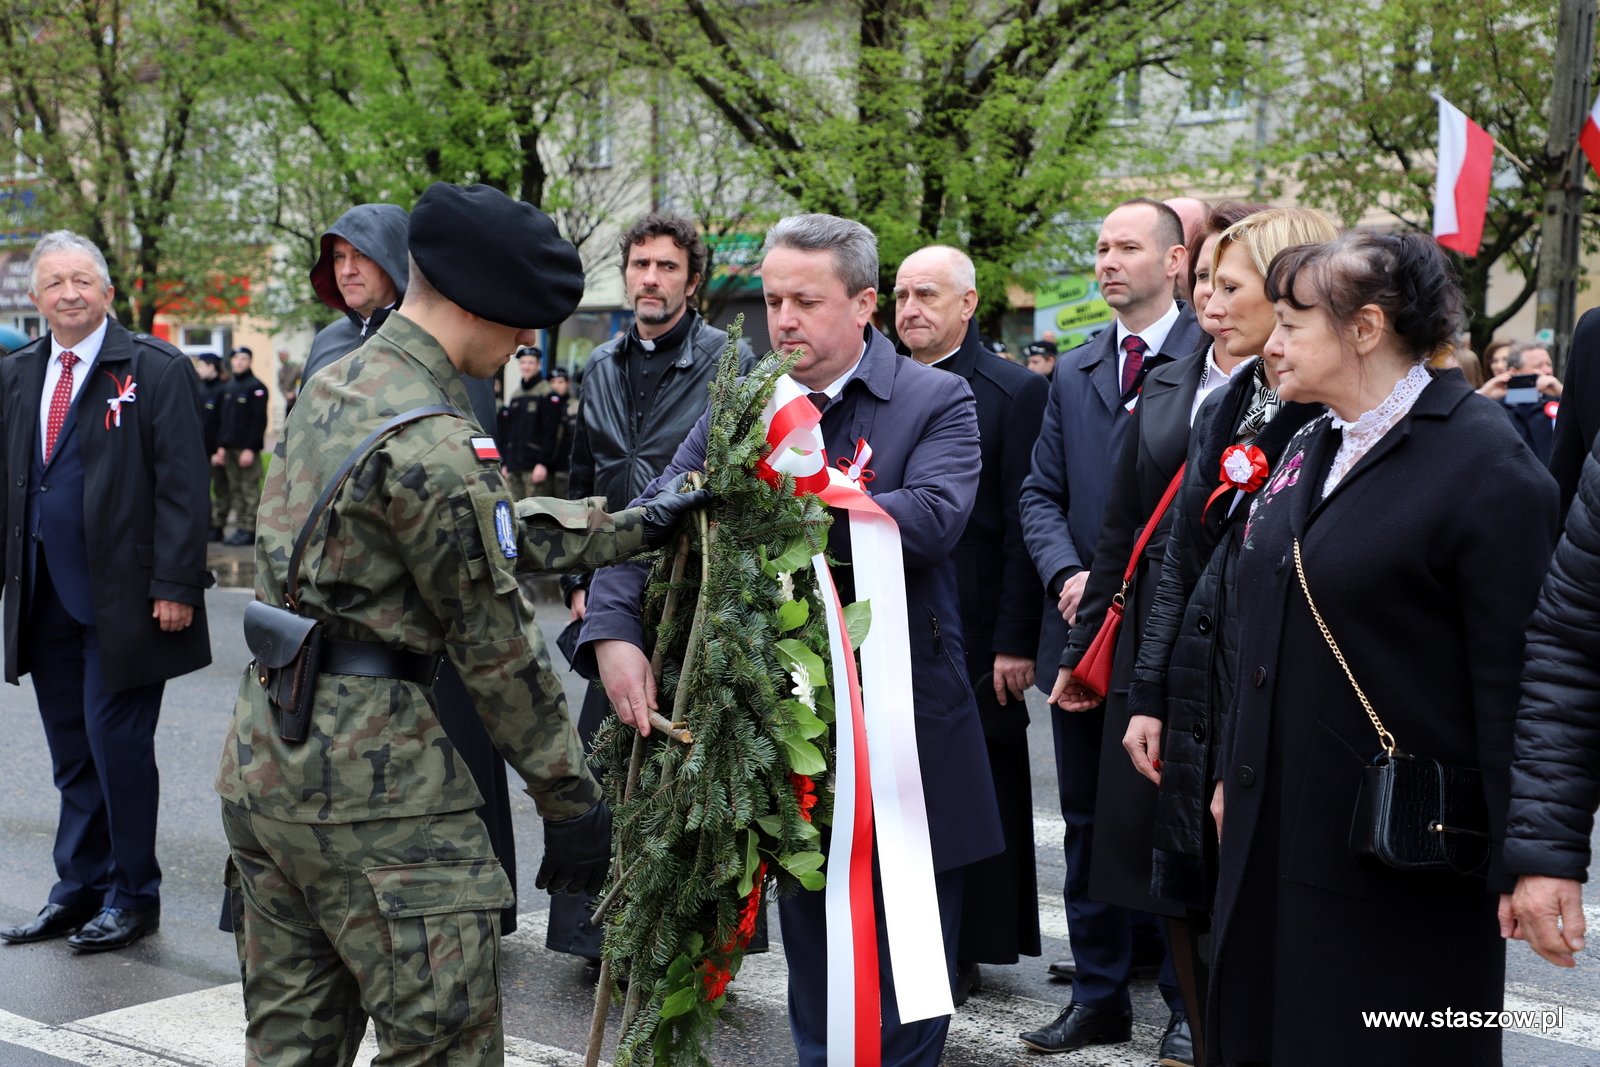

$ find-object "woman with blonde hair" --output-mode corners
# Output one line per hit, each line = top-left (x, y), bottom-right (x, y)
(1044, 206), (1337, 1060)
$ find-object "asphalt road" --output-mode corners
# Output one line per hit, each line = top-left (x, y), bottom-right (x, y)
(0, 578), (1597, 1065)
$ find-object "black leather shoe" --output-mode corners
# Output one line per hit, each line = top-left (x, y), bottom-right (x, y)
(0, 903), (99, 944)
(207, 526), (224, 543)
(953, 959), (982, 1007)
(65, 907), (160, 952)
(1159, 1010), (1194, 1067)
(223, 530), (255, 547)
(1047, 958), (1161, 981)
(1019, 1001), (1133, 1052)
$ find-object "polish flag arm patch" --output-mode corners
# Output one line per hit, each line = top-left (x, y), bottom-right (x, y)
(470, 436), (501, 461)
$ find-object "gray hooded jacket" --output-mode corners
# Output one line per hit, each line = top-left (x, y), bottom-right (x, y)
(300, 203), (496, 429)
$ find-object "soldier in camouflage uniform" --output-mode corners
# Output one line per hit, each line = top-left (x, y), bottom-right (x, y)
(215, 183), (707, 1066)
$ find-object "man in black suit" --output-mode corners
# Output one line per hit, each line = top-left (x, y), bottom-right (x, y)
(0, 230), (211, 951)
(894, 245), (1048, 1001)
(582, 214), (1002, 1067)
(1018, 199), (1200, 1055)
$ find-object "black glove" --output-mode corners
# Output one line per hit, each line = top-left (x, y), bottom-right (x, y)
(537, 801), (613, 896)
(640, 476), (715, 549)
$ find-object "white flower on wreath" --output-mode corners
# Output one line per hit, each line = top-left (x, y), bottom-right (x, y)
(777, 570), (794, 602)
(790, 669), (815, 712)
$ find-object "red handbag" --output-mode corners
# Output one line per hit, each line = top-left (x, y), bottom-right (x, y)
(1070, 464), (1187, 698)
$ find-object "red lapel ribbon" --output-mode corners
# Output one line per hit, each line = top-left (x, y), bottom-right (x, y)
(1201, 444), (1270, 521)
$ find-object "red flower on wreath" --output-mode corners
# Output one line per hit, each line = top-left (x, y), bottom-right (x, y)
(792, 772), (817, 822)
(701, 862), (768, 1000)
(1202, 444), (1270, 520)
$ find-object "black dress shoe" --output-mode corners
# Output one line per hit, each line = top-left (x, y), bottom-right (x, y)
(1159, 1010), (1194, 1067)
(0, 903), (99, 944)
(1019, 1001), (1133, 1053)
(65, 907), (160, 952)
(207, 526), (224, 543)
(1047, 957), (1161, 981)
(223, 530), (255, 547)
(953, 959), (982, 1008)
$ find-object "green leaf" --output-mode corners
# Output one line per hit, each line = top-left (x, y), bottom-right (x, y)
(763, 534), (814, 577)
(755, 814), (783, 836)
(795, 816), (820, 841)
(782, 736), (827, 775)
(665, 954), (694, 986)
(784, 699), (827, 740)
(780, 850), (825, 875)
(777, 597), (809, 632)
(844, 600), (872, 650)
(737, 829), (759, 896)
(776, 639), (828, 685)
(814, 685), (835, 723)
(659, 986), (698, 1019)
(796, 870), (826, 891)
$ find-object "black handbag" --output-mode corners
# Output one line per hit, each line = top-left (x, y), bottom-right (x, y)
(242, 405), (458, 743)
(1292, 539), (1491, 879)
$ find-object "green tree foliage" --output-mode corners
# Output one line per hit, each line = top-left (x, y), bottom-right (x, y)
(609, 0), (1276, 331)
(0, 0), (254, 330)
(1260, 0), (1594, 353)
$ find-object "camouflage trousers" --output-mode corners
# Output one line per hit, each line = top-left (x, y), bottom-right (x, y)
(221, 801), (516, 1067)
(210, 461), (230, 529)
(223, 448), (263, 533)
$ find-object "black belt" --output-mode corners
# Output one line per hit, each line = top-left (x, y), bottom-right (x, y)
(320, 639), (443, 687)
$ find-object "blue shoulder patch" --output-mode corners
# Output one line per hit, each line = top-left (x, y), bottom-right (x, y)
(494, 499), (518, 559)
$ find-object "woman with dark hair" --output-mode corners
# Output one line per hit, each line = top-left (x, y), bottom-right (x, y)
(1208, 232), (1557, 1065)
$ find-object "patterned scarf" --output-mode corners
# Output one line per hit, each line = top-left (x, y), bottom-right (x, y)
(1235, 358), (1280, 442)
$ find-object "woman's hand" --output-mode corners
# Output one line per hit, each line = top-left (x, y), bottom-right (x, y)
(1501, 875), (1586, 967)
(1477, 371), (1512, 400)
(1123, 714), (1164, 784)
(1048, 666), (1103, 712)
(1210, 781), (1225, 840)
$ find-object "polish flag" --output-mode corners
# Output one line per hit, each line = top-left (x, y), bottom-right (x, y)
(1579, 90), (1600, 176)
(1431, 94), (1494, 257)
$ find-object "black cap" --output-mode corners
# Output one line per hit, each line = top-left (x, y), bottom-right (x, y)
(231, 346), (253, 357)
(197, 353), (223, 367)
(1024, 342), (1054, 358)
(409, 183), (584, 329)
(549, 366), (569, 380)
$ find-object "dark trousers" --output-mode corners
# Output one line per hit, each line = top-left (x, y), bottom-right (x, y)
(780, 851), (963, 1067)
(28, 559), (164, 911)
(1051, 704), (1180, 1013)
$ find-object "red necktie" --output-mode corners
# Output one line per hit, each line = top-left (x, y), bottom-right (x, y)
(44, 350), (78, 461)
(1120, 334), (1147, 397)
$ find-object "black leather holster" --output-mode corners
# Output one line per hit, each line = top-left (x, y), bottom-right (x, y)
(243, 600), (324, 744)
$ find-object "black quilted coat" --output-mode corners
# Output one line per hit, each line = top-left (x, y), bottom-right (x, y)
(1126, 360), (1320, 908)
(1506, 437), (1600, 880)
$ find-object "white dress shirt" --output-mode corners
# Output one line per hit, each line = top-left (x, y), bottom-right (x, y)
(806, 341), (869, 402)
(1113, 301), (1181, 384)
(38, 317), (109, 455)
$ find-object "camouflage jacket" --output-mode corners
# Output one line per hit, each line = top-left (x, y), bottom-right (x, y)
(215, 314), (650, 824)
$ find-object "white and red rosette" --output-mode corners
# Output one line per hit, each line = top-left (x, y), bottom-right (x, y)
(1202, 443), (1270, 520)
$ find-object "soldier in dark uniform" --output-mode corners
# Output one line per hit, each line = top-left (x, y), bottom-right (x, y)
(195, 353), (229, 542)
(215, 346), (268, 545)
(534, 366), (574, 499)
(216, 183), (708, 1065)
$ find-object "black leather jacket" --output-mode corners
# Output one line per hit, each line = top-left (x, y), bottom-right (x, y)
(1126, 360), (1320, 908)
(562, 311), (753, 602)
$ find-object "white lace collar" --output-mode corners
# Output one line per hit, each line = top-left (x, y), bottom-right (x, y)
(1322, 362), (1431, 496)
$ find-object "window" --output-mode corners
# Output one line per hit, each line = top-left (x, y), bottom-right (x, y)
(1177, 41), (1249, 125)
(581, 89), (613, 170)
(1106, 70), (1141, 127)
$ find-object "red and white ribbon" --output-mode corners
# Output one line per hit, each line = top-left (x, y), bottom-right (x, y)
(759, 375), (952, 1062)
(103, 372), (135, 429)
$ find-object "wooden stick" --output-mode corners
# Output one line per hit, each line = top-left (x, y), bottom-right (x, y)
(1492, 136), (1534, 175)
(648, 710), (693, 743)
(584, 525), (697, 1067)
(589, 855), (647, 928)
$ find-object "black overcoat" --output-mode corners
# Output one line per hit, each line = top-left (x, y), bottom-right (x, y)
(1125, 361), (1321, 908)
(1210, 371), (1556, 1065)
(1059, 334), (1206, 918)
(937, 320), (1048, 963)
(0, 320), (213, 691)
(1549, 305), (1600, 524)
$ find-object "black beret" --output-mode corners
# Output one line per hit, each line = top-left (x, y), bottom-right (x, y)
(409, 183), (585, 329)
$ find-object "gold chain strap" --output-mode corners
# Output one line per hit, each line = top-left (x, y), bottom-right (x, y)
(1292, 539), (1397, 758)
